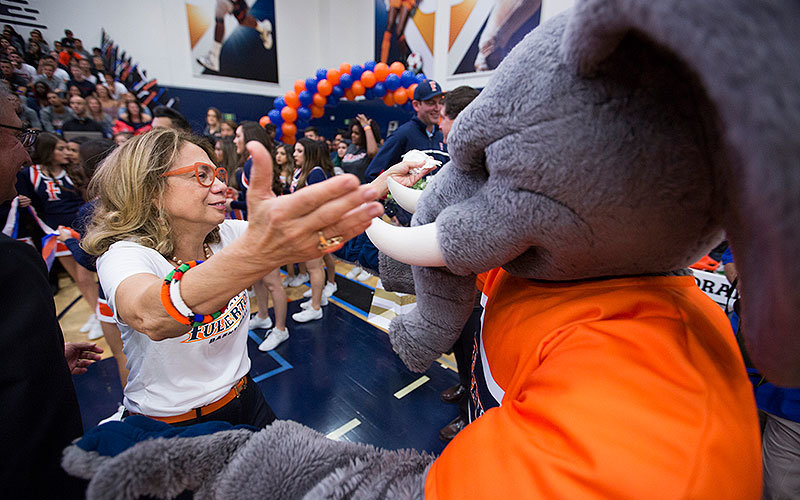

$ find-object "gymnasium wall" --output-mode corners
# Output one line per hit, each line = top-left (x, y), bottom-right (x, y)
(16, 0), (574, 131)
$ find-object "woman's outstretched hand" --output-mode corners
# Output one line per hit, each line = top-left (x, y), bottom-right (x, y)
(243, 140), (384, 266)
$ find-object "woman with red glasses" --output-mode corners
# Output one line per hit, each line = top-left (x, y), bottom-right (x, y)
(82, 128), (382, 427)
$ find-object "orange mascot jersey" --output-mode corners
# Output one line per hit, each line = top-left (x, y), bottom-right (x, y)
(426, 269), (761, 499)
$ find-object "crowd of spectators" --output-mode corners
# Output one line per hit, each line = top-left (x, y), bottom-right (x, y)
(2, 22), (482, 448)
(0, 26), (166, 143)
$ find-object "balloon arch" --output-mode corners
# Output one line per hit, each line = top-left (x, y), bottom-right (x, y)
(259, 61), (428, 144)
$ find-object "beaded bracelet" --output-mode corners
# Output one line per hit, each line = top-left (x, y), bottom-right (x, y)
(160, 260), (227, 327)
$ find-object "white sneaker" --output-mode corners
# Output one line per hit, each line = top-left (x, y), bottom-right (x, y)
(98, 404), (125, 425)
(80, 314), (97, 333)
(304, 281), (335, 298)
(88, 322), (104, 340)
(292, 307), (323, 323)
(300, 295), (328, 309)
(282, 275), (293, 287)
(356, 270), (372, 282)
(258, 327), (288, 351)
(345, 266), (362, 279)
(257, 19), (273, 50)
(322, 282), (338, 298)
(289, 273), (309, 287)
(197, 52), (220, 72)
(250, 314), (273, 330)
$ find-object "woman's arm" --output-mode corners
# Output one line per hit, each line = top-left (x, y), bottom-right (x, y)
(114, 142), (384, 341)
(357, 114), (379, 157)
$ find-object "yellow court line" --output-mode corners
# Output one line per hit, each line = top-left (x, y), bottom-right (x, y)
(394, 375), (430, 399)
(326, 418), (361, 440)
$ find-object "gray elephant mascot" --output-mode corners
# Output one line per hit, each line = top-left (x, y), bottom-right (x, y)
(63, 0), (799, 498)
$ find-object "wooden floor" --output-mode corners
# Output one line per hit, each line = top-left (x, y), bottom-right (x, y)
(60, 260), (460, 455)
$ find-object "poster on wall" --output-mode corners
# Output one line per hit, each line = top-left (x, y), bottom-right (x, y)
(374, 0), (436, 76)
(448, 0), (541, 75)
(186, 0), (278, 83)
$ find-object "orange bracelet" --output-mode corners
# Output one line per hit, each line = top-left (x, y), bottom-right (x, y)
(160, 261), (227, 327)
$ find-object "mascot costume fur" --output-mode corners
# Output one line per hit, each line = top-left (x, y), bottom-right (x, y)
(63, 0), (800, 497)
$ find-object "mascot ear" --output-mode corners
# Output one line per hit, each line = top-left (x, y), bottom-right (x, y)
(562, 0), (800, 386)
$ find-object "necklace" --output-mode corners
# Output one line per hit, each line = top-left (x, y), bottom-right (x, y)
(171, 242), (212, 266)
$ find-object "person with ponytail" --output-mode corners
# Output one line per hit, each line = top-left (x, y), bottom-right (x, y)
(290, 138), (336, 323)
(228, 121), (289, 351)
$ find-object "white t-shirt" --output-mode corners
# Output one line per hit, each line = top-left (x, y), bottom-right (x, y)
(97, 219), (252, 416)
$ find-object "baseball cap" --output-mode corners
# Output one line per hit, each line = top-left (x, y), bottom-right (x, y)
(413, 79), (443, 101)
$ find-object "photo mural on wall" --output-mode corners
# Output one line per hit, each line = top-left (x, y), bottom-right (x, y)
(374, 0), (434, 76)
(449, 0), (541, 75)
(186, 0), (278, 83)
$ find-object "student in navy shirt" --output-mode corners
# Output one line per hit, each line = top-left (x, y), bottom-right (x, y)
(290, 138), (335, 323)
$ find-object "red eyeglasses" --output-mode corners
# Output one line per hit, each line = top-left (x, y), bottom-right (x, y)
(162, 162), (227, 187)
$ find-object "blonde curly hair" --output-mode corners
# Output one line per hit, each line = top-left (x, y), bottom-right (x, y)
(82, 128), (221, 258)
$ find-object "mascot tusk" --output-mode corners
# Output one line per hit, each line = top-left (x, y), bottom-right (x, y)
(365, 218), (445, 267)
(387, 176), (423, 214)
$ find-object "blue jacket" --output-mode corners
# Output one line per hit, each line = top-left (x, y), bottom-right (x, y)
(363, 116), (448, 182)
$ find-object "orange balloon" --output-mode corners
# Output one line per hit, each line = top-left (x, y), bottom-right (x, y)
(317, 79), (332, 96)
(293, 79), (305, 94)
(283, 135), (296, 145)
(344, 88), (356, 101)
(312, 93), (326, 107)
(326, 69), (341, 85)
(360, 70), (376, 88)
(310, 105), (324, 118)
(339, 62), (351, 75)
(284, 90), (300, 108)
(374, 62), (390, 82)
(259, 115), (270, 127)
(382, 93), (395, 106)
(351, 80), (365, 96)
(281, 106), (297, 123)
(281, 122), (297, 138)
(406, 83), (418, 100)
(393, 87), (408, 105)
(389, 61), (405, 76)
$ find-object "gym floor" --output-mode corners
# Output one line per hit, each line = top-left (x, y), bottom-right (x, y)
(58, 261), (459, 455)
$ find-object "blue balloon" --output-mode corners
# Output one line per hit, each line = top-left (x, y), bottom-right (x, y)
(339, 73), (353, 89)
(385, 73), (401, 91)
(267, 109), (283, 125)
(297, 106), (312, 122)
(372, 82), (387, 98)
(364, 60), (376, 71)
(298, 90), (313, 106)
(316, 68), (328, 81)
(401, 70), (416, 87)
(326, 95), (337, 106)
(364, 88), (375, 100)
(403, 101), (414, 112)
(304, 78), (317, 94)
(416, 73), (427, 83)
(275, 129), (282, 140)
(273, 96), (285, 109)
(350, 65), (363, 81)
(296, 119), (310, 130)
(332, 85), (344, 99)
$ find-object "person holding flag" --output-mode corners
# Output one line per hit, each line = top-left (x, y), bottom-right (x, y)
(14, 132), (99, 336)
